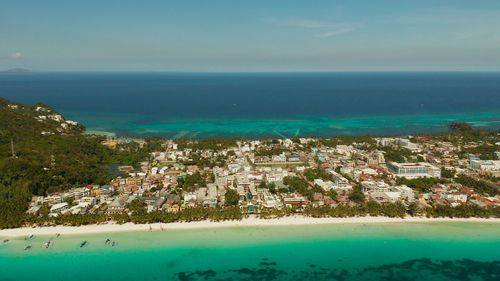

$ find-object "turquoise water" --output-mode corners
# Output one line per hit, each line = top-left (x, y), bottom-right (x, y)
(72, 111), (500, 138)
(1, 222), (499, 280)
(1, 72), (500, 137)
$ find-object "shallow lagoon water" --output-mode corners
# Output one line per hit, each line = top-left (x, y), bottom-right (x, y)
(1, 222), (499, 280)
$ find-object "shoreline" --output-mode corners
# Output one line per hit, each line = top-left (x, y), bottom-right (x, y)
(1, 216), (499, 238)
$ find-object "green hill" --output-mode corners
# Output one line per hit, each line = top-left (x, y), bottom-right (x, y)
(0, 97), (162, 228)
(0, 96), (84, 138)
(0, 97), (111, 228)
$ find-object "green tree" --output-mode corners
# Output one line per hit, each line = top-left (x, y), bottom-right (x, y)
(225, 189), (240, 206)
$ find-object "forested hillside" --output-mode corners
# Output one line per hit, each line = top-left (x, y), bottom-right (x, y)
(0, 97), (157, 227)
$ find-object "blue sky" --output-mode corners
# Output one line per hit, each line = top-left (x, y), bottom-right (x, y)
(1, 0), (500, 71)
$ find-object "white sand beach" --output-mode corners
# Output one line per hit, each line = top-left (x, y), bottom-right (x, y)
(1, 216), (499, 238)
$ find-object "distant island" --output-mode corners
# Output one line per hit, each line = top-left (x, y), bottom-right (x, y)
(0, 96), (499, 232)
(0, 68), (31, 74)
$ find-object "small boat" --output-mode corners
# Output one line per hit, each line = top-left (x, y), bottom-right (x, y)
(24, 245), (32, 250)
(149, 225), (152, 231)
(111, 241), (116, 247)
(80, 240), (88, 248)
(105, 239), (111, 245)
(28, 234), (34, 239)
(3, 239), (9, 243)
(56, 233), (61, 238)
(44, 241), (51, 248)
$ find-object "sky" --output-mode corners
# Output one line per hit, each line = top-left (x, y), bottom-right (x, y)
(1, 0), (500, 71)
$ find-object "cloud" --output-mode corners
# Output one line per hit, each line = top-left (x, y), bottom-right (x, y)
(11, 52), (22, 59)
(263, 17), (357, 38)
(263, 18), (330, 28)
(314, 27), (356, 38)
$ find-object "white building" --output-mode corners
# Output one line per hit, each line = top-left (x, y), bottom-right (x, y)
(388, 162), (441, 179)
(470, 160), (500, 171)
(78, 197), (97, 206)
(49, 202), (69, 217)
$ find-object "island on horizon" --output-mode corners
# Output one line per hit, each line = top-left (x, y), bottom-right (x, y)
(0, 68), (31, 74)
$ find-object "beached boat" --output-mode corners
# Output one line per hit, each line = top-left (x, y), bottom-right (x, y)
(80, 240), (88, 248)
(24, 245), (31, 250)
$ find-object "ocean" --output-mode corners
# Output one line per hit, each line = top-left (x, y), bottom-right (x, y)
(0, 222), (499, 281)
(0, 72), (499, 138)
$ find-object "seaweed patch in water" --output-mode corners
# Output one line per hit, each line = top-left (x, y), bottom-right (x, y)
(173, 258), (500, 281)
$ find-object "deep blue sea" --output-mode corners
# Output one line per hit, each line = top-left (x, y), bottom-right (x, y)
(1, 72), (499, 138)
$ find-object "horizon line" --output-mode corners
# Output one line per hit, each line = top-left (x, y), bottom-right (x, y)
(4, 69), (500, 74)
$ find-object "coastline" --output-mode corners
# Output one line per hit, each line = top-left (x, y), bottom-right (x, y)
(1, 216), (499, 238)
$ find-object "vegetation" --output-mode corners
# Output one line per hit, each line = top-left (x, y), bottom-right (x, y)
(378, 146), (414, 163)
(441, 167), (456, 179)
(461, 143), (500, 160)
(225, 189), (240, 206)
(0, 98), (153, 228)
(258, 182), (277, 194)
(283, 176), (325, 201)
(319, 136), (376, 146)
(303, 168), (334, 182)
(396, 177), (446, 193)
(177, 171), (207, 191)
(448, 121), (473, 132)
(174, 138), (240, 151)
(348, 185), (366, 204)
(300, 201), (499, 219)
(105, 138), (163, 165)
(455, 175), (499, 196)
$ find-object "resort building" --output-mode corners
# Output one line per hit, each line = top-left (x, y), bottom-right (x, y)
(387, 162), (441, 179)
(470, 160), (500, 176)
(49, 202), (69, 217)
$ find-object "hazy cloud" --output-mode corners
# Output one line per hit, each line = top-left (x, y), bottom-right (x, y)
(11, 52), (22, 59)
(263, 18), (330, 28)
(314, 27), (356, 38)
(264, 17), (357, 38)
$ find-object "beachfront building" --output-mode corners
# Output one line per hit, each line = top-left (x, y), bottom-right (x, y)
(387, 162), (441, 179)
(49, 202), (69, 217)
(283, 195), (307, 208)
(361, 181), (415, 203)
(106, 196), (134, 214)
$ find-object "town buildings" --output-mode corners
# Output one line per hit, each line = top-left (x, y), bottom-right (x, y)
(26, 135), (500, 218)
